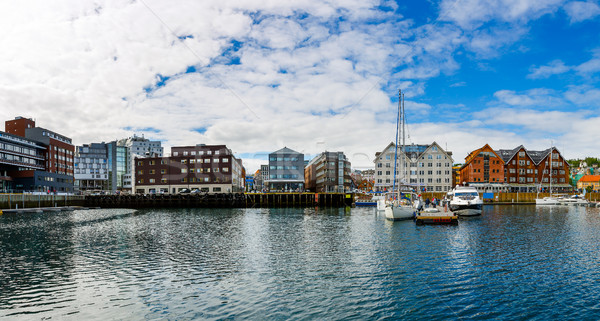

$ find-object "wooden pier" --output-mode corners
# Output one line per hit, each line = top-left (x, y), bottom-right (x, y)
(85, 193), (354, 209)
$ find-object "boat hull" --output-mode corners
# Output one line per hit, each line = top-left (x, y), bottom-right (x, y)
(450, 204), (482, 216)
(385, 206), (415, 221)
(535, 197), (561, 205)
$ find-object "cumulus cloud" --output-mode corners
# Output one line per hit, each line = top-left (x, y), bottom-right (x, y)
(492, 88), (565, 107)
(528, 60), (571, 78)
(439, 0), (564, 29)
(563, 1), (600, 23)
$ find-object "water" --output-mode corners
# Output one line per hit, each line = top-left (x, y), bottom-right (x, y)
(1, 205), (600, 320)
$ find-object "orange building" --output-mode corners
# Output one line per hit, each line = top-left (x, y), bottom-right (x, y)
(460, 144), (571, 193)
(459, 144), (505, 187)
(577, 175), (600, 191)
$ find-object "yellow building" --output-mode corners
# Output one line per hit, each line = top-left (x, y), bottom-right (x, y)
(577, 175), (600, 191)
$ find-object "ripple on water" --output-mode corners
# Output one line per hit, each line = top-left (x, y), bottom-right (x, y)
(2, 206), (600, 319)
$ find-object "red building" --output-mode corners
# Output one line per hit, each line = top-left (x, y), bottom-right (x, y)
(497, 146), (570, 192)
(460, 144), (571, 192)
(4, 117), (75, 192)
(459, 144), (505, 187)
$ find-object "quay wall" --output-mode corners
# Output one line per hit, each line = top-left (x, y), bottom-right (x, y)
(0, 194), (85, 210)
(85, 193), (354, 209)
(416, 192), (600, 203)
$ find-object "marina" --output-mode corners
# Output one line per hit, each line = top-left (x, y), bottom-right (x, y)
(2, 205), (600, 319)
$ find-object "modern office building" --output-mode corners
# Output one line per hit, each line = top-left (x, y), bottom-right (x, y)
(116, 135), (163, 192)
(134, 144), (244, 194)
(74, 143), (109, 193)
(4, 117), (75, 192)
(266, 147), (304, 191)
(304, 151), (351, 192)
(374, 142), (453, 192)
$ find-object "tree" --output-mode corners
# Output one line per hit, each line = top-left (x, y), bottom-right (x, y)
(586, 185), (593, 194)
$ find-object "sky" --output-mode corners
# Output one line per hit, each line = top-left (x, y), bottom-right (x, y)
(1, 0), (599, 173)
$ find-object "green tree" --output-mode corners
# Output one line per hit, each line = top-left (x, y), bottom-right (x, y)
(586, 185), (594, 194)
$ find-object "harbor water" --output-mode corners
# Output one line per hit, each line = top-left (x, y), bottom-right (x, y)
(1, 205), (600, 320)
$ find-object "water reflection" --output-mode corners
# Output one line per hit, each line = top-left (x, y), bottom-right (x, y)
(1, 205), (600, 319)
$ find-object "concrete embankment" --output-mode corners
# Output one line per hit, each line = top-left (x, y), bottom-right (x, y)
(0, 194), (85, 210)
(86, 193), (354, 209)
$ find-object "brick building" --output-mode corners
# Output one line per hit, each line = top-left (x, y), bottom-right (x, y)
(134, 144), (244, 194)
(459, 144), (571, 192)
(4, 117), (74, 192)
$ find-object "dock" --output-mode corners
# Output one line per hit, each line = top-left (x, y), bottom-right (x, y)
(85, 193), (354, 209)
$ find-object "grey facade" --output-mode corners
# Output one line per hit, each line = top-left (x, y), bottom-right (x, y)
(74, 143), (109, 193)
(266, 147), (304, 191)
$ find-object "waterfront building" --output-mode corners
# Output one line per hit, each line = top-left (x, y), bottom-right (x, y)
(134, 144), (244, 194)
(497, 146), (570, 192)
(260, 165), (269, 190)
(117, 135), (163, 192)
(74, 143), (109, 193)
(266, 147), (304, 191)
(458, 144), (505, 191)
(459, 144), (571, 192)
(107, 142), (129, 193)
(374, 142), (453, 192)
(4, 117), (74, 192)
(0, 131), (46, 191)
(452, 164), (462, 187)
(576, 175), (600, 191)
(304, 151), (351, 193)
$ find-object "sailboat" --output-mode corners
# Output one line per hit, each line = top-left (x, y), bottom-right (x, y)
(385, 90), (416, 221)
(535, 146), (561, 205)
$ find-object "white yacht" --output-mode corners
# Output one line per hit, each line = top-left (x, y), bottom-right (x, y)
(560, 194), (589, 206)
(535, 196), (562, 205)
(448, 185), (483, 216)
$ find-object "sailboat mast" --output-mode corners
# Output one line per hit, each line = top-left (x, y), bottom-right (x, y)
(392, 90), (400, 194)
(401, 92), (405, 185)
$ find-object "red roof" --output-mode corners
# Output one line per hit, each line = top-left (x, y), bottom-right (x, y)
(579, 175), (600, 182)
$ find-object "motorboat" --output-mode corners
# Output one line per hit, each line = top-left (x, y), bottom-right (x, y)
(448, 185), (483, 216)
(535, 196), (562, 205)
(560, 194), (589, 206)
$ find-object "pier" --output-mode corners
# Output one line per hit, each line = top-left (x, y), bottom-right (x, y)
(85, 193), (354, 209)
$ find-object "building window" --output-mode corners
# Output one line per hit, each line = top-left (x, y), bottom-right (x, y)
(149, 160), (155, 165)
(161, 169), (166, 174)
(149, 179), (155, 183)
(161, 178), (167, 183)
(223, 168), (229, 172)
(138, 170), (143, 175)
(181, 168), (187, 173)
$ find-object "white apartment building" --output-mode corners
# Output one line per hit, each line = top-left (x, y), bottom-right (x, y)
(374, 142), (453, 192)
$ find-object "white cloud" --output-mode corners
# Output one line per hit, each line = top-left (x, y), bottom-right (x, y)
(564, 85), (600, 105)
(439, 0), (564, 29)
(563, 1), (600, 23)
(528, 60), (571, 78)
(492, 88), (564, 107)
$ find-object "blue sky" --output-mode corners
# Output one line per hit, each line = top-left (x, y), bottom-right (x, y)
(0, 0), (599, 171)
